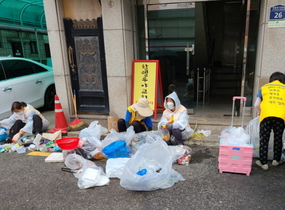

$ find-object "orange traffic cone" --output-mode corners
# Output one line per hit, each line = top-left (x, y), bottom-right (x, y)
(48, 95), (68, 134)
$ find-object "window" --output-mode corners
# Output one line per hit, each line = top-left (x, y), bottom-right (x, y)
(2, 60), (35, 79)
(32, 63), (48, 73)
(30, 41), (38, 54)
(44, 44), (51, 57)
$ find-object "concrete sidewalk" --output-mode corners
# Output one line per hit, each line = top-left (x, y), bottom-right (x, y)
(41, 110), (230, 146)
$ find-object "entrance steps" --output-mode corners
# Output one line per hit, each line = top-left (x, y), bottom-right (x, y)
(67, 111), (254, 147)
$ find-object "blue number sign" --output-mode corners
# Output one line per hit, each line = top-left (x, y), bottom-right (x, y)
(270, 5), (285, 20)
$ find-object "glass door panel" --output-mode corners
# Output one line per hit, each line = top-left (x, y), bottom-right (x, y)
(147, 4), (195, 109)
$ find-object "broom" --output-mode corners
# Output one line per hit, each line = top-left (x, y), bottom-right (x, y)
(67, 87), (88, 131)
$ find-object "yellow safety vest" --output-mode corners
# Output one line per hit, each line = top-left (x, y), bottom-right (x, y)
(260, 80), (285, 122)
(127, 106), (146, 128)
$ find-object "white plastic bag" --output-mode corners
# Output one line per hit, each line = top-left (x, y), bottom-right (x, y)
(64, 154), (95, 178)
(120, 132), (185, 191)
(131, 131), (154, 154)
(182, 126), (194, 140)
(106, 158), (130, 178)
(101, 126), (135, 149)
(245, 116), (285, 159)
(64, 154), (93, 170)
(79, 121), (108, 140)
(77, 165), (110, 189)
(220, 126), (251, 146)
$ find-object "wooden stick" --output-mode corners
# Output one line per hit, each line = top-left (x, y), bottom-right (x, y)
(73, 89), (78, 118)
(70, 86), (77, 117)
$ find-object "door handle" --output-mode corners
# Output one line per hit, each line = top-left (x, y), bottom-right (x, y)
(68, 46), (75, 72)
(3, 87), (12, 91)
(35, 80), (42, 84)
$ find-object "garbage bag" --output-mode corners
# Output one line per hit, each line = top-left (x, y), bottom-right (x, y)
(245, 116), (285, 159)
(0, 127), (8, 141)
(120, 132), (185, 191)
(64, 154), (90, 170)
(106, 158), (130, 178)
(130, 131), (153, 154)
(77, 136), (104, 160)
(220, 126), (251, 146)
(79, 121), (108, 140)
(77, 165), (110, 189)
(64, 154), (95, 178)
(101, 126), (135, 150)
(168, 145), (186, 163)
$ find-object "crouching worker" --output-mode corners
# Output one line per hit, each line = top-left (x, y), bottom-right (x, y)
(117, 98), (153, 133)
(0, 101), (49, 144)
(254, 71), (285, 170)
(158, 91), (193, 145)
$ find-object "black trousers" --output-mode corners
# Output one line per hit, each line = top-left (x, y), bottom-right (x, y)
(8, 115), (43, 138)
(259, 117), (285, 164)
(167, 125), (183, 145)
(117, 118), (146, 133)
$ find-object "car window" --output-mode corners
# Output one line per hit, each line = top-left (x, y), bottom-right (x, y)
(0, 63), (5, 81)
(2, 60), (36, 79)
(32, 63), (48, 73)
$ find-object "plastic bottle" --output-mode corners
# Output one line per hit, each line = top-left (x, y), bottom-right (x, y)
(161, 125), (170, 141)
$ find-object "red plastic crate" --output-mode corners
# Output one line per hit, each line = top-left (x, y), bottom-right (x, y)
(218, 142), (253, 176)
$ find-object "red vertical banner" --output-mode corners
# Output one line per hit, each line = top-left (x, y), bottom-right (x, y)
(131, 60), (164, 120)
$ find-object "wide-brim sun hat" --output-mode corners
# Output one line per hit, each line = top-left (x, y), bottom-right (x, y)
(133, 98), (153, 117)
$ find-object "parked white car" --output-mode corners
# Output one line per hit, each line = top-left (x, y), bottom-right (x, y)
(0, 57), (55, 119)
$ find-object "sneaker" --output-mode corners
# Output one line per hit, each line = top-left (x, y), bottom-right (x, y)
(256, 160), (269, 170)
(272, 160), (283, 166)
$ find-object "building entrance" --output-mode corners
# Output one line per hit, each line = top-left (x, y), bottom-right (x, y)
(136, 0), (260, 114)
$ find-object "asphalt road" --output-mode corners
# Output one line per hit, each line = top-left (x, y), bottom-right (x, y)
(1, 109), (285, 209)
(1, 143), (285, 210)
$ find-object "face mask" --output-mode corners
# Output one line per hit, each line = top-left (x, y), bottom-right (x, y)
(15, 111), (24, 116)
(167, 102), (174, 109)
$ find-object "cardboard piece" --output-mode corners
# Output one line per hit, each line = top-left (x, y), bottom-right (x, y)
(45, 152), (64, 162)
(42, 130), (62, 141)
(108, 116), (119, 131)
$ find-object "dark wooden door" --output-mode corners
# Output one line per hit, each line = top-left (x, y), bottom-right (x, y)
(64, 17), (109, 113)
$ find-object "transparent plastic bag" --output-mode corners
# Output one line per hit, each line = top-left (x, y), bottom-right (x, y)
(120, 132), (184, 191)
(220, 126), (250, 146)
(101, 126), (135, 149)
(79, 121), (108, 140)
(130, 131), (154, 154)
(245, 116), (285, 159)
(106, 158), (130, 178)
(77, 136), (104, 160)
(77, 165), (110, 189)
(64, 153), (94, 170)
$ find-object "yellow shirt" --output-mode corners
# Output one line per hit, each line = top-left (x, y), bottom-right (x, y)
(260, 80), (285, 122)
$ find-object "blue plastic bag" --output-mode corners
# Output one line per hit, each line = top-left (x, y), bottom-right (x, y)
(102, 140), (131, 159)
(0, 127), (8, 141)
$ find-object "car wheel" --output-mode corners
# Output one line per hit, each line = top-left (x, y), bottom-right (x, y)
(44, 84), (56, 110)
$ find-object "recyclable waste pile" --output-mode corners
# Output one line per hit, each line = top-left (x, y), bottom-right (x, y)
(0, 127), (62, 154)
(0, 121), (193, 191)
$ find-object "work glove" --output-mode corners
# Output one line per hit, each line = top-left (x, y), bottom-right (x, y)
(168, 115), (175, 124)
(12, 133), (21, 143)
